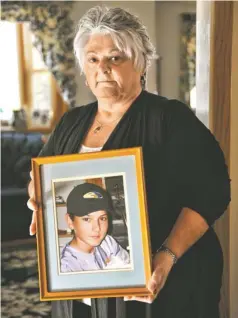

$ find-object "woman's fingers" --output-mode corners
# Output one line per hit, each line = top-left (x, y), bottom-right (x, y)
(124, 275), (160, 304)
(125, 250), (174, 305)
(124, 295), (155, 304)
(28, 179), (35, 198)
(147, 273), (158, 294)
(124, 296), (133, 301)
(29, 210), (37, 236)
(27, 197), (38, 211)
(27, 198), (38, 236)
(124, 273), (161, 304)
(147, 268), (165, 295)
(124, 261), (170, 304)
(28, 171), (38, 236)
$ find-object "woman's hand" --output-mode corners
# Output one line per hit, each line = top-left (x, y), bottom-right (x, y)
(27, 171), (38, 236)
(124, 207), (209, 304)
(124, 251), (174, 304)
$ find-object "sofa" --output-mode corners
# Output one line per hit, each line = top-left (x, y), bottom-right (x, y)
(1, 131), (44, 241)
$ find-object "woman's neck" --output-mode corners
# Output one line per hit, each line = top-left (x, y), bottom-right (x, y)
(97, 88), (142, 119)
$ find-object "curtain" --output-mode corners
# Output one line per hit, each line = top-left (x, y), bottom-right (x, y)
(1, 1), (76, 108)
(179, 13), (196, 106)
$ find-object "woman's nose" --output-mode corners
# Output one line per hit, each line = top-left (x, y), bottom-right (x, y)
(98, 60), (111, 74)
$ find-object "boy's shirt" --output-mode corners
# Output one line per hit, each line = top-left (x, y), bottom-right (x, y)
(60, 235), (130, 273)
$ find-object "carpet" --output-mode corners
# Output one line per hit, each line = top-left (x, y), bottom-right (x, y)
(1, 240), (51, 318)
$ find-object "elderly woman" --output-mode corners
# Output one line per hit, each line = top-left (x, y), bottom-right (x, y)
(27, 6), (230, 318)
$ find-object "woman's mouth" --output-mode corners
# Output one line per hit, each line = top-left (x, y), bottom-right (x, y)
(97, 81), (116, 86)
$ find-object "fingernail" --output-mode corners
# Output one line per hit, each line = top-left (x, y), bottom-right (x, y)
(29, 226), (34, 236)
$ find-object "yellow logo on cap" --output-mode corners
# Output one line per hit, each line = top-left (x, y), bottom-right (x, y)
(83, 191), (103, 199)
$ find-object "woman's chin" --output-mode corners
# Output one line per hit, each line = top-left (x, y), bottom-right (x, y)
(94, 87), (120, 99)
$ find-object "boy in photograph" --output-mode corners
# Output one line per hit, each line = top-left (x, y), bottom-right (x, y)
(60, 182), (130, 272)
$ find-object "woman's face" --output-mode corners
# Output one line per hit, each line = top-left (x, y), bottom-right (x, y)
(83, 34), (142, 101)
(67, 210), (109, 253)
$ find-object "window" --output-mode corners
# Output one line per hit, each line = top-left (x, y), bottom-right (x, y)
(0, 22), (22, 122)
(0, 21), (66, 132)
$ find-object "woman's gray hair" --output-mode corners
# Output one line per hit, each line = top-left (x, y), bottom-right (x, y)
(74, 6), (157, 80)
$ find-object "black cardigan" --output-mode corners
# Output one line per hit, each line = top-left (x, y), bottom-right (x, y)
(40, 90), (230, 318)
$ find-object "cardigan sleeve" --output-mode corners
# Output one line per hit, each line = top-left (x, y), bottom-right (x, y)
(163, 100), (231, 226)
(38, 111), (69, 157)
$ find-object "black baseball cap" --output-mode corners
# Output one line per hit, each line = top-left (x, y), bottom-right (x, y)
(66, 182), (114, 217)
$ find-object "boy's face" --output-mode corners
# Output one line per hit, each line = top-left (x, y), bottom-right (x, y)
(67, 210), (109, 253)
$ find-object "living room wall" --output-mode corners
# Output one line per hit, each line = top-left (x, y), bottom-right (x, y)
(156, 1), (196, 99)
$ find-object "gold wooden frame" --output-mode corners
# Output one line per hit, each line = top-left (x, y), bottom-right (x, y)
(32, 147), (152, 301)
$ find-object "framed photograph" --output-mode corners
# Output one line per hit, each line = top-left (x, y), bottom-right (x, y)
(32, 147), (152, 301)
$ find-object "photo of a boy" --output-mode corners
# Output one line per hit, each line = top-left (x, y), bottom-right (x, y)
(60, 182), (130, 272)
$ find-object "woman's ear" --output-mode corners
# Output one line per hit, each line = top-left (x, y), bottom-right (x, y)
(65, 213), (74, 230)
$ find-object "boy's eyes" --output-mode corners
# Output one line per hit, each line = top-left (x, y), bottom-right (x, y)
(82, 217), (90, 222)
(100, 216), (108, 221)
(81, 216), (108, 222)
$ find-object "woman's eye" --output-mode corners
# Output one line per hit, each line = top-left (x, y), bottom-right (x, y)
(110, 56), (121, 62)
(88, 57), (97, 63)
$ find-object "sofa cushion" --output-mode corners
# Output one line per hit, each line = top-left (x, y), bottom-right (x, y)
(14, 155), (32, 188)
(1, 132), (44, 188)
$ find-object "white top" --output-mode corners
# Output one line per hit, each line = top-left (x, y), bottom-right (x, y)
(80, 144), (103, 153)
